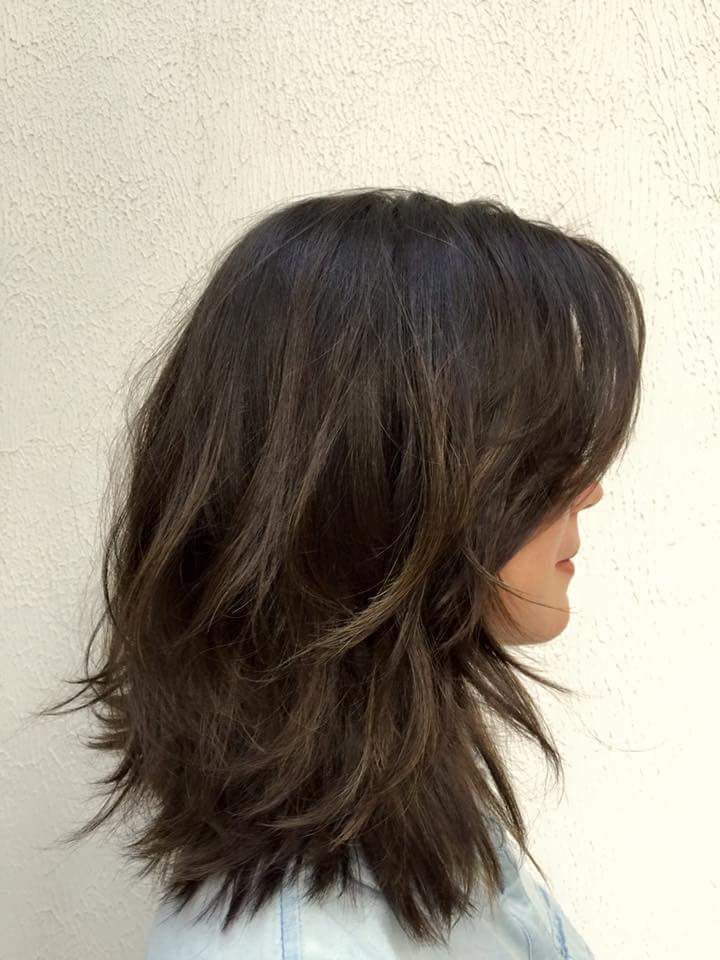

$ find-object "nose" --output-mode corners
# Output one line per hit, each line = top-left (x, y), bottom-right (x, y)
(573, 480), (604, 512)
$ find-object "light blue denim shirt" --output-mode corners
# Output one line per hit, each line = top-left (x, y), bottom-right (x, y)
(145, 826), (595, 959)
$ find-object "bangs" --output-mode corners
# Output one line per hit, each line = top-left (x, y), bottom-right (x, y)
(474, 208), (646, 511)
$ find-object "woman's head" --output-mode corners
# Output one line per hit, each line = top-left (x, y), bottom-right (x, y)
(39, 187), (645, 946)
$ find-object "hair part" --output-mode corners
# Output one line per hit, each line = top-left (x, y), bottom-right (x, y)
(36, 186), (645, 945)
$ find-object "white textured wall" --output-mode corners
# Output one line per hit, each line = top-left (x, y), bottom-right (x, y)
(3, 3), (718, 958)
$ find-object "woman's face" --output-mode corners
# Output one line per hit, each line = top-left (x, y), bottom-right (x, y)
(494, 480), (604, 644)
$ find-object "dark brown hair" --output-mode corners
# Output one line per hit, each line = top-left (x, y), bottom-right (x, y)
(37, 187), (645, 946)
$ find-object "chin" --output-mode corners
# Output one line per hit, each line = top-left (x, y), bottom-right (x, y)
(530, 608), (571, 643)
(489, 600), (570, 645)
(548, 609), (571, 639)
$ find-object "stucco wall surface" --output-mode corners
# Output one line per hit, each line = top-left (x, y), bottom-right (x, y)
(2, 2), (718, 958)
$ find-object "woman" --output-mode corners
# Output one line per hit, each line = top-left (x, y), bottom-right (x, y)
(39, 187), (645, 958)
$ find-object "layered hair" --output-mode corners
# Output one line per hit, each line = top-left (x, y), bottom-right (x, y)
(38, 187), (645, 945)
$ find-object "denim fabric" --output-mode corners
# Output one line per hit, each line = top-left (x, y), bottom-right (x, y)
(145, 827), (595, 959)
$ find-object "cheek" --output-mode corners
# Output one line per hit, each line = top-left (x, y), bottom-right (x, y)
(500, 543), (554, 592)
(499, 548), (571, 614)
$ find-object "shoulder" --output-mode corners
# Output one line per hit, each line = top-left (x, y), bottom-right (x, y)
(144, 840), (594, 960)
(143, 866), (419, 960)
(142, 867), (402, 960)
(499, 834), (597, 960)
(144, 873), (279, 959)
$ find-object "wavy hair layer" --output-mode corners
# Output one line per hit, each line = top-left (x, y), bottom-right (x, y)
(38, 187), (645, 945)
